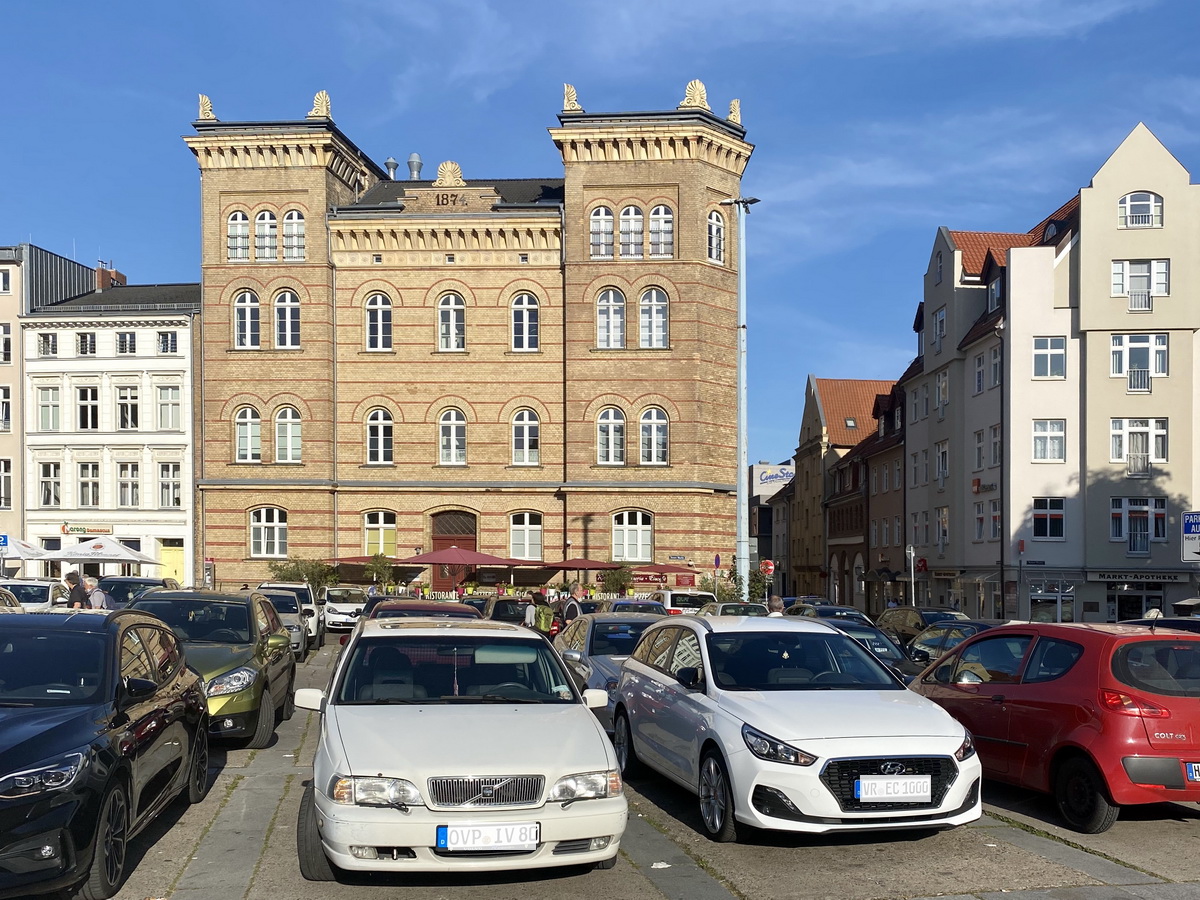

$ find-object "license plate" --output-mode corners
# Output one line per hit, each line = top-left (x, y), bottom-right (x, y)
(1187, 763), (1200, 782)
(855, 775), (932, 802)
(435, 822), (540, 851)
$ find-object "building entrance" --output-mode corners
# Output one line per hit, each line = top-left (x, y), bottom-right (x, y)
(430, 511), (478, 592)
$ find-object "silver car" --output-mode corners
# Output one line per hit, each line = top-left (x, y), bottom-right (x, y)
(260, 589), (309, 661)
(0, 578), (68, 612)
(554, 613), (663, 733)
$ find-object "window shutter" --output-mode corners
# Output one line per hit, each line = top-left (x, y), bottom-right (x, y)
(1111, 261), (1125, 295)
(1153, 260), (1169, 295)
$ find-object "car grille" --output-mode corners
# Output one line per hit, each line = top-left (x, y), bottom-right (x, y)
(427, 775), (544, 809)
(820, 756), (957, 811)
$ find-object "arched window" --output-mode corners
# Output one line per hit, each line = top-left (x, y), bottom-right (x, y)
(282, 210), (306, 260)
(707, 210), (725, 263)
(511, 293), (539, 351)
(250, 507), (287, 557)
(366, 293), (392, 350)
(366, 409), (393, 464)
(438, 293), (465, 351)
(234, 291), (260, 349)
(640, 407), (669, 465)
(597, 407), (625, 465)
(274, 290), (300, 348)
(512, 409), (540, 465)
(235, 407), (261, 463)
(1118, 191), (1163, 228)
(612, 510), (652, 562)
(619, 206), (644, 259)
(227, 211), (249, 261)
(275, 407), (301, 463)
(639, 288), (668, 348)
(596, 289), (625, 349)
(649, 205), (674, 257)
(590, 206), (614, 259)
(364, 510), (397, 556)
(510, 512), (543, 560)
(254, 211), (277, 260)
(439, 409), (466, 465)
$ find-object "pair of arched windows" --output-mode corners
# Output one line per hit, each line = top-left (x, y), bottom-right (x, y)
(596, 288), (668, 349)
(590, 206), (674, 259)
(227, 210), (305, 262)
(363, 408), (466, 466)
(235, 407), (302, 464)
(234, 290), (300, 349)
(597, 407), (668, 465)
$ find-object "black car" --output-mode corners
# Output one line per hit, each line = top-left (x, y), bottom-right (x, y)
(821, 619), (923, 680)
(875, 605), (969, 646)
(482, 596), (530, 623)
(0, 611), (209, 899)
(904, 619), (1013, 666)
(96, 575), (183, 608)
(783, 603), (874, 626)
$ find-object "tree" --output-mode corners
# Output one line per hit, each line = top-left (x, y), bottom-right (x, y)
(601, 566), (634, 595)
(699, 574), (739, 604)
(267, 556), (338, 589)
(363, 553), (394, 588)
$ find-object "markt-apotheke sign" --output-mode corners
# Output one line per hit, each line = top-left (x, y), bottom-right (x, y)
(1086, 571), (1188, 583)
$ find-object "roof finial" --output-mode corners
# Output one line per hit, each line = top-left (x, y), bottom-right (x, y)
(727, 99), (741, 125)
(307, 90), (331, 119)
(198, 93), (217, 121)
(433, 161), (466, 187)
(678, 79), (710, 111)
(562, 83), (584, 114)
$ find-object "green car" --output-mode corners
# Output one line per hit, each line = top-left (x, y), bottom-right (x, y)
(130, 590), (296, 748)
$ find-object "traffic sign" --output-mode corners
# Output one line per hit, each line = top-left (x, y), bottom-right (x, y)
(1183, 511), (1200, 562)
(714, 554), (721, 569)
(759, 559), (775, 576)
(0, 534), (8, 548)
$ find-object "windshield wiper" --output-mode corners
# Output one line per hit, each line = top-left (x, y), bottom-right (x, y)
(476, 694), (542, 703)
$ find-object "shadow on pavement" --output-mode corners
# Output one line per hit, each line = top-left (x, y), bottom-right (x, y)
(982, 780), (1200, 829)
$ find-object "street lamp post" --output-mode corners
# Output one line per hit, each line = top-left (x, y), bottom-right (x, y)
(721, 195), (759, 604)
(906, 544), (916, 606)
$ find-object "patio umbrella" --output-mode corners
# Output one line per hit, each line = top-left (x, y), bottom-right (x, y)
(395, 546), (515, 567)
(1, 537), (48, 560)
(542, 557), (622, 571)
(634, 563), (695, 575)
(42, 535), (161, 565)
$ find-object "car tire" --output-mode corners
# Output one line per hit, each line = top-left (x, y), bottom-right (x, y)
(297, 784), (338, 882)
(295, 641), (307, 664)
(612, 710), (642, 778)
(280, 672), (296, 722)
(247, 687), (276, 749)
(1055, 756), (1119, 833)
(698, 750), (739, 842)
(590, 854), (618, 870)
(185, 727), (211, 804)
(78, 781), (130, 899)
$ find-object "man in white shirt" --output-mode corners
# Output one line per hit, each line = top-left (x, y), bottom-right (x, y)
(766, 595), (785, 617)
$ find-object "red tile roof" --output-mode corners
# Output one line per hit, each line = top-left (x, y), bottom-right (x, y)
(947, 230), (1032, 276)
(1028, 194), (1080, 244)
(813, 378), (895, 447)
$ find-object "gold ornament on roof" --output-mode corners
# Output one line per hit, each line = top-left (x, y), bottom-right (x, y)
(678, 79), (710, 111)
(433, 161), (466, 187)
(307, 90), (332, 118)
(198, 94), (216, 120)
(562, 83), (583, 113)
(727, 99), (741, 125)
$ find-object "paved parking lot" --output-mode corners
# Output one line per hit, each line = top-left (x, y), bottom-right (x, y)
(111, 639), (1200, 900)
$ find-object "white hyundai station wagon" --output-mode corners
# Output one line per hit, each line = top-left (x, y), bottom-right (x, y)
(613, 616), (981, 841)
(294, 619), (626, 877)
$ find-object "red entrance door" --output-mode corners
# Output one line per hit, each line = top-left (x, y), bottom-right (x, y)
(430, 511), (478, 592)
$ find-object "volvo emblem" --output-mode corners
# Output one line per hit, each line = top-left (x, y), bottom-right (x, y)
(880, 761), (907, 776)
(481, 785), (495, 798)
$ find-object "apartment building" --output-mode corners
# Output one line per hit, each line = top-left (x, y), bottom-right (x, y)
(183, 84), (752, 589)
(861, 387), (907, 615)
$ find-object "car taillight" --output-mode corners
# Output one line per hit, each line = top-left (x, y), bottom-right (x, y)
(1100, 689), (1171, 718)
(667, 608), (683, 615)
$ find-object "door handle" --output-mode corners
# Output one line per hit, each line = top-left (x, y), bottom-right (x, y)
(990, 694), (1005, 703)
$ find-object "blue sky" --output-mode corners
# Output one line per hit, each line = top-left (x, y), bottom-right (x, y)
(4, 0), (1198, 463)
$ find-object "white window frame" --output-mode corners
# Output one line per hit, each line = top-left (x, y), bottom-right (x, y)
(439, 409), (467, 465)
(274, 291), (301, 349)
(974, 430), (984, 471)
(935, 506), (949, 548)
(619, 206), (644, 259)
(275, 407), (302, 463)
(365, 409), (393, 464)
(116, 331), (136, 354)
(510, 512), (543, 561)
(78, 462), (100, 507)
(1110, 418), (1167, 466)
(512, 409), (540, 466)
(974, 354), (984, 394)
(932, 307), (946, 351)
(0, 323), (10, 364)
(934, 440), (949, 482)
(118, 463), (140, 508)
(990, 500), (1002, 540)
(707, 210), (725, 263)
(77, 386), (99, 430)
(0, 458), (15, 508)
(986, 277), (1002, 312)
(235, 407), (261, 463)
(366, 293), (392, 351)
(254, 211), (277, 261)
(117, 386), (139, 430)
(1032, 419), (1066, 462)
(158, 462), (181, 509)
(990, 424), (1002, 467)
(597, 407), (625, 465)
(590, 206), (614, 259)
(438, 294), (465, 351)
(1110, 334), (1167, 379)
(639, 288), (668, 349)
(78, 332), (96, 356)
(157, 331), (178, 354)
(511, 293), (539, 351)
(1110, 497), (1167, 553)
(157, 386), (181, 431)
(40, 462), (61, 508)
(612, 510), (652, 562)
(0, 386), (9, 432)
(38, 387), (60, 431)
(974, 502), (985, 541)
(639, 407), (668, 465)
(1111, 259), (1169, 308)
(1117, 192), (1163, 228)
(235, 291), (260, 349)
(250, 507), (288, 558)
(596, 289), (625, 349)
(227, 211), (250, 261)
(935, 371), (949, 412)
(990, 345), (1001, 386)
(649, 205), (674, 258)
(364, 511), (397, 556)
(1032, 336), (1066, 379)
(38, 333), (57, 357)
(282, 210), (306, 260)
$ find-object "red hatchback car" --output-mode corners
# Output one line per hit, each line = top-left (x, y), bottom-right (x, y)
(910, 622), (1200, 833)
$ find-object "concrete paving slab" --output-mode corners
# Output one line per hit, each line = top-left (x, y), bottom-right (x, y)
(975, 821), (1162, 886)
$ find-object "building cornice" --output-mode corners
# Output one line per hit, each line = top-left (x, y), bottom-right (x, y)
(549, 118), (752, 177)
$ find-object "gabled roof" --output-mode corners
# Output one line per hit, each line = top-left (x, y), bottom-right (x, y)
(1028, 194), (1079, 244)
(896, 355), (923, 385)
(947, 230), (1032, 277)
(813, 378), (895, 447)
(957, 303), (1005, 351)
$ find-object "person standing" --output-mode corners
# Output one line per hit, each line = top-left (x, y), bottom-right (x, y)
(83, 576), (113, 609)
(65, 572), (89, 609)
(766, 595), (785, 617)
(563, 581), (587, 624)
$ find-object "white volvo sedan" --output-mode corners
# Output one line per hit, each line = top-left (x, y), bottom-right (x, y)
(294, 619), (626, 877)
(613, 616), (981, 841)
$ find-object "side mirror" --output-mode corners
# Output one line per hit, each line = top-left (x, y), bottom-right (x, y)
(300, 609), (313, 618)
(295, 688), (325, 712)
(121, 676), (157, 704)
(675, 667), (703, 689)
(561, 649), (583, 663)
(955, 670), (984, 686)
(582, 688), (608, 709)
(339, 634), (349, 646)
(266, 633), (291, 651)
(909, 648), (930, 664)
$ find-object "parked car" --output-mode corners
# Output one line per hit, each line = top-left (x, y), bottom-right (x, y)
(96, 575), (182, 608)
(645, 589), (716, 616)
(697, 602), (769, 617)
(322, 585), (368, 631)
(558, 598), (602, 623)
(909, 622), (1200, 833)
(876, 606), (969, 646)
(461, 596), (489, 615)
(482, 596), (530, 624)
(293, 618), (625, 877)
(782, 595), (828, 609)
(259, 589), (311, 661)
(0, 586), (24, 613)
(822, 619), (923, 680)
(259, 582), (324, 650)
(554, 613), (663, 732)
(0, 578), (68, 611)
(592, 599), (668, 616)
(129, 591), (295, 748)
(0, 610), (209, 899)
(906, 619), (1014, 667)
(613, 616), (981, 840)
(784, 603), (873, 626)
(367, 600), (482, 620)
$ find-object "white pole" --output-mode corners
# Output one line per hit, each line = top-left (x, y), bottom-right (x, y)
(730, 198), (757, 605)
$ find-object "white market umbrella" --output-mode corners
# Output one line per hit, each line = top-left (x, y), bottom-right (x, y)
(42, 535), (161, 565)
(1, 537), (49, 560)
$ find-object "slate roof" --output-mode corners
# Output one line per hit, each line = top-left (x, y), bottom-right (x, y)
(29, 283), (201, 314)
(813, 378), (895, 447)
(896, 355), (923, 385)
(353, 178), (565, 209)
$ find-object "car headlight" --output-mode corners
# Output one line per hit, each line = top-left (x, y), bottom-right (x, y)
(742, 724), (816, 766)
(326, 605), (341, 614)
(0, 751), (87, 799)
(954, 730), (976, 761)
(330, 775), (424, 807)
(548, 770), (622, 801)
(284, 624), (301, 632)
(207, 666), (259, 696)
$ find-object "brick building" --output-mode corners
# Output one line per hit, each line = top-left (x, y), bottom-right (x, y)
(184, 84), (752, 589)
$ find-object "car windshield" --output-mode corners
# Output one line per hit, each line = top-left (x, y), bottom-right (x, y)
(131, 599), (252, 644)
(268, 596), (299, 614)
(705, 631), (903, 691)
(1111, 639), (1200, 698)
(335, 636), (577, 705)
(326, 588), (365, 604)
(372, 607), (479, 619)
(613, 602), (666, 615)
(832, 623), (905, 663)
(488, 600), (528, 622)
(670, 593), (713, 609)
(4, 583), (52, 605)
(100, 581), (155, 604)
(723, 604), (767, 616)
(589, 621), (656, 656)
(264, 585), (311, 605)
(923, 610), (968, 624)
(0, 632), (108, 705)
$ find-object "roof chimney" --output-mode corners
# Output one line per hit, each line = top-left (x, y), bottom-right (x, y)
(95, 264), (126, 292)
(384, 157), (398, 180)
(407, 152), (423, 180)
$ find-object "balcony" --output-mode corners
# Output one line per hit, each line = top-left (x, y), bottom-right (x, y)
(1119, 213), (1161, 228)
(1127, 291), (1152, 312)
(1127, 368), (1151, 393)
(1126, 452), (1150, 478)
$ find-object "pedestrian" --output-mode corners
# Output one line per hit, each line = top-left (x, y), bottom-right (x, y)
(564, 581), (587, 623)
(767, 595), (784, 617)
(367, 583), (378, 597)
(531, 592), (554, 634)
(64, 572), (89, 609)
(84, 576), (114, 609)
(887, 597), (899, 608)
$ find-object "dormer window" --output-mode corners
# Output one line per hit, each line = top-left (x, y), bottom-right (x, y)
(987, 277), (1002, 312)
(1044, 222), (1058, 241)
(1118, 192), (1163, 228)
